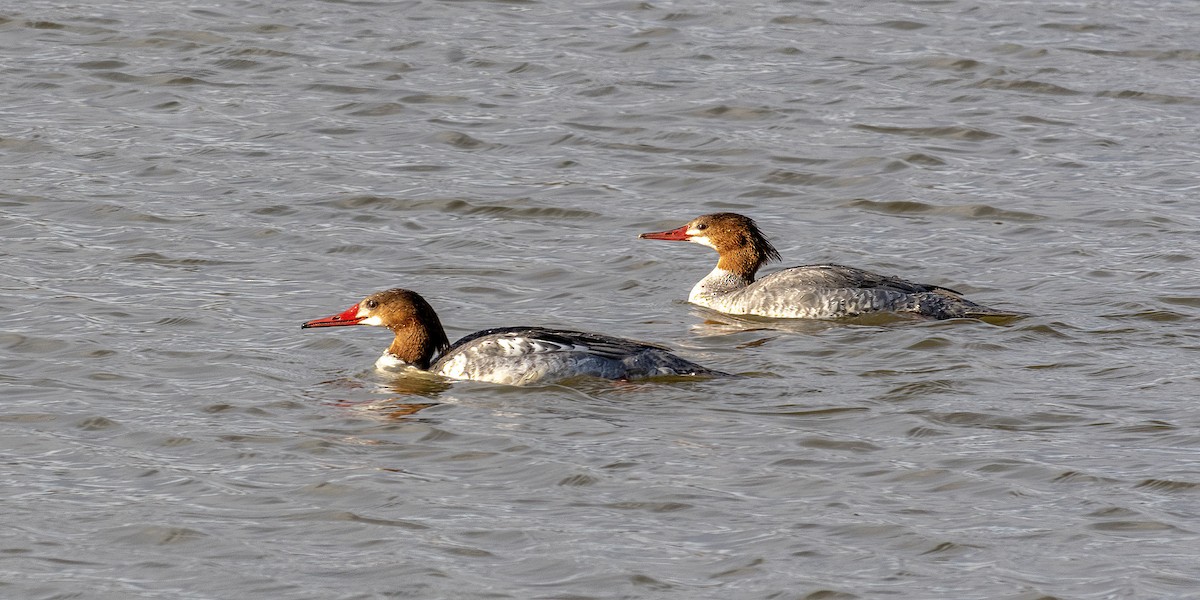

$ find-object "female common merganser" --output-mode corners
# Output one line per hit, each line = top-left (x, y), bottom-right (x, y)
(301, 288), (726, 386)
(639, 212), (1013, 320)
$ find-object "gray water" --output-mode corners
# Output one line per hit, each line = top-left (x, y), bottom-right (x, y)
(4, 0), (1200, 598)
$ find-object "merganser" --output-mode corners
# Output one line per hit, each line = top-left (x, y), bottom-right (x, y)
(639, 212), (1014, 320)
(301, 288), (726, 386)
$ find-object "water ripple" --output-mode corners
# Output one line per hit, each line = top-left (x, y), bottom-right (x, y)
(4, 0), (1200, 598)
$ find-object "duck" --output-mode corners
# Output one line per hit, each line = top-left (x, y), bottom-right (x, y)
(301, 288), (726, 386)
(639, 212), (1013, 320)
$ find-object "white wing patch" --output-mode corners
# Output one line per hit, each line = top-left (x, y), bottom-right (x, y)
(487, 335), (582, 356)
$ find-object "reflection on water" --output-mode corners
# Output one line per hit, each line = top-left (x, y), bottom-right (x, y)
(342, 399), (441, 420)
(3, 0), (1200, 598)
(689, 305), (1026, 338)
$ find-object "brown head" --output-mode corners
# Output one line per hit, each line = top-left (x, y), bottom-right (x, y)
(639, 212), (781, 279)
(301, 288), (451, 369)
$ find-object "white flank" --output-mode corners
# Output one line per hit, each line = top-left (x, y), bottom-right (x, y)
(436, 353), (471, 380)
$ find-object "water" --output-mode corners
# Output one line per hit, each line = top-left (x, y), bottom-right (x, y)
(3, 0), (1200, 598)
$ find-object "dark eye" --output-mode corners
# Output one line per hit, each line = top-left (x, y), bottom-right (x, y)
(366, 299), (378, 309)
(696, 223), (707, 231)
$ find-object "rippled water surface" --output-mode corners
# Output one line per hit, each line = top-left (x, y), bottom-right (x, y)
(4, 0), (1200, 598)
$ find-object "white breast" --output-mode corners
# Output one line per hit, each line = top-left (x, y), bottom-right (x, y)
(375, 353), (424, 374)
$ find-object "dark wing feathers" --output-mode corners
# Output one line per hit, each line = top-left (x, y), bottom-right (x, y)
(766, 264), (964, 297)
(442, 326), (672, 361)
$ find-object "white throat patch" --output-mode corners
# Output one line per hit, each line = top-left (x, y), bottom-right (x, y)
(687, 231), (716, 249)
